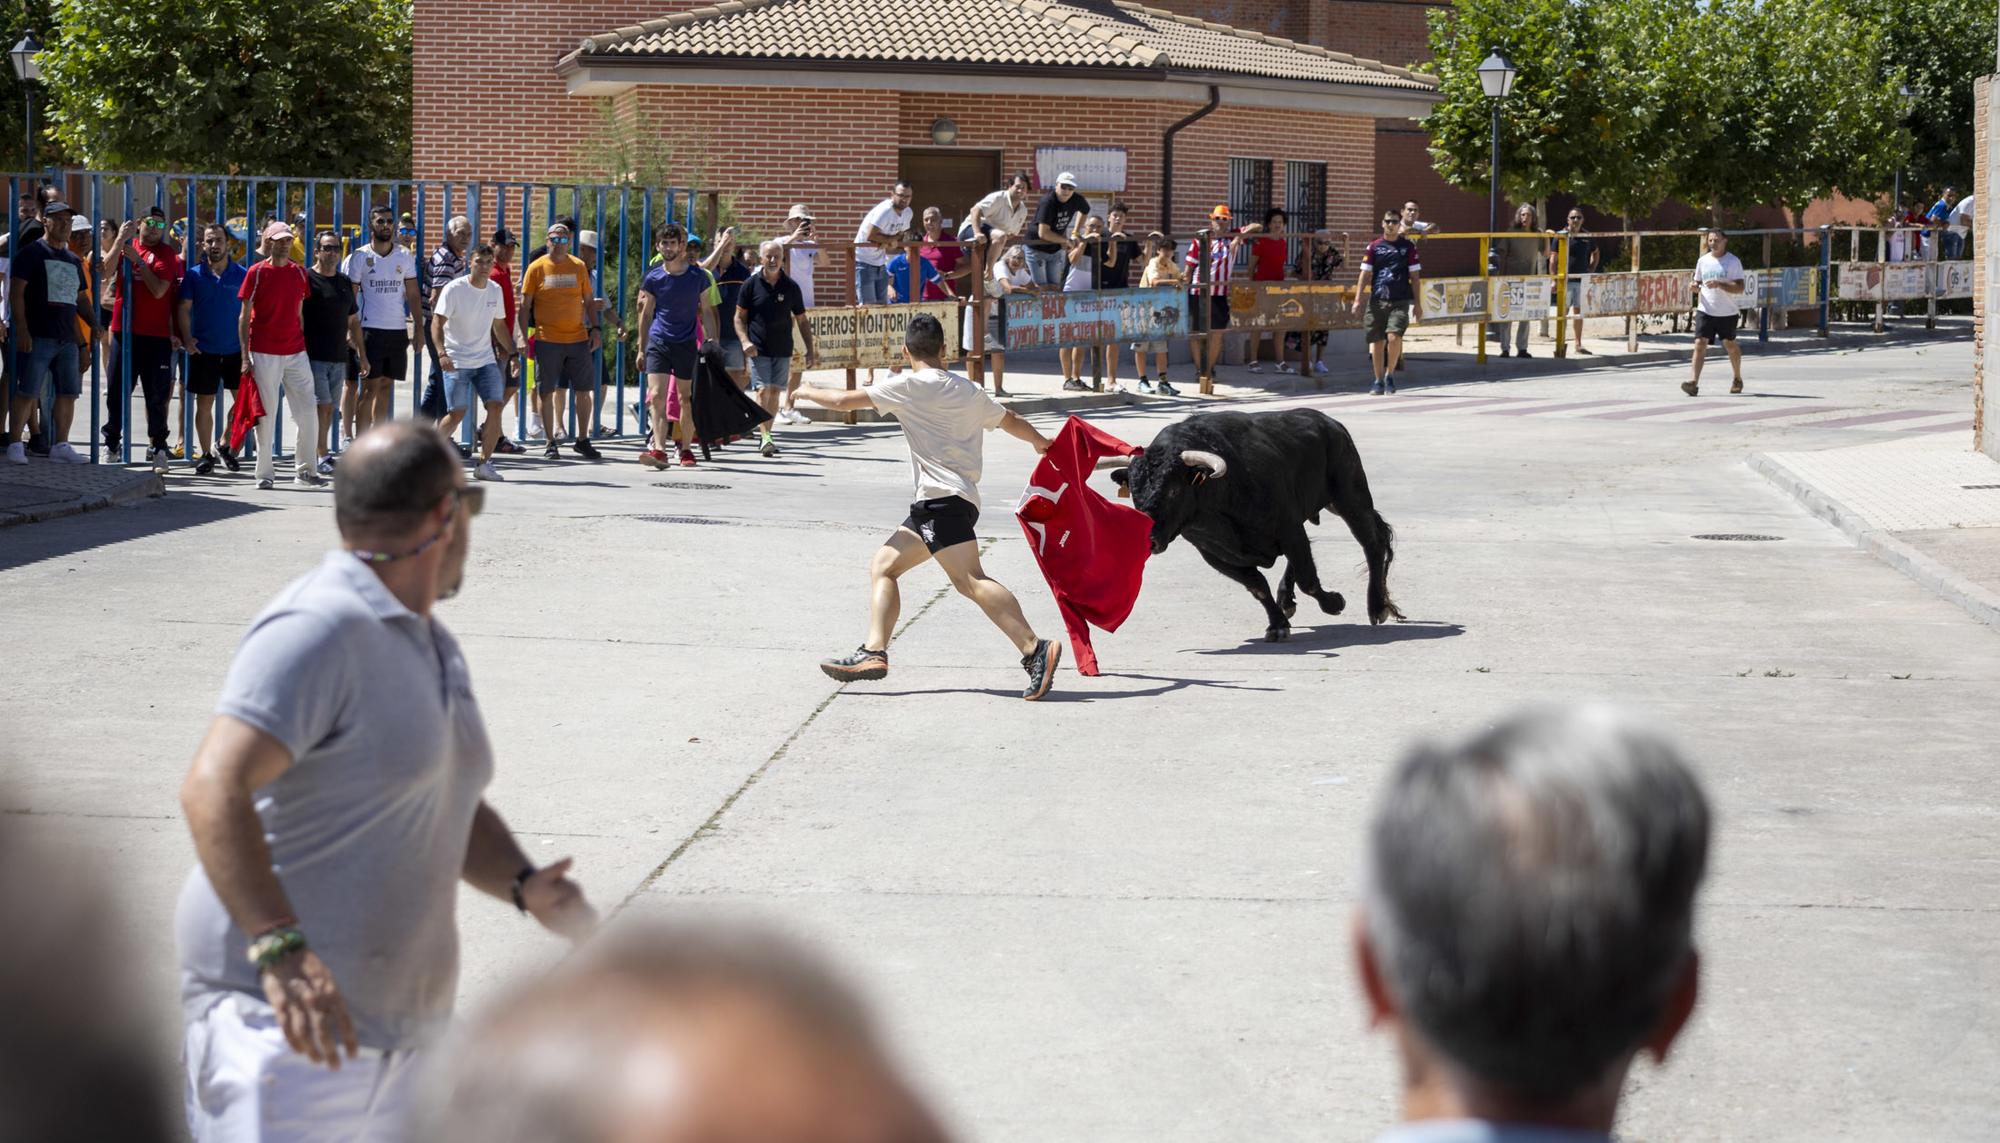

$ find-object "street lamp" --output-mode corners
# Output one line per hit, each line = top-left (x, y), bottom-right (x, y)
(1891, 83), (1915, 220)
(1477, 49), (1517, 239)
(9, 30), (40, 173)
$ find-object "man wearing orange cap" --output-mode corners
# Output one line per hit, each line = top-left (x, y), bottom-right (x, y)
(1184, 204), (1262, 393)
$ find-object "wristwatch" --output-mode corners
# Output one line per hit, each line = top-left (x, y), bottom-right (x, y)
(510, 865), (537, 915)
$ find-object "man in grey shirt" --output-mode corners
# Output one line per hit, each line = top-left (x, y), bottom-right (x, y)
(1355, 705), (1710, 1143)
(175, 422), (596, 1141)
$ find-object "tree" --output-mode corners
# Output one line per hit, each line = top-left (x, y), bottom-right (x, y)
(38, 0), (410, 178)
(1850, 0), (1998, 204)
(0, 0), (74, 172)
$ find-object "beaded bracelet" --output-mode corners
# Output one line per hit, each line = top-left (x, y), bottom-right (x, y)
(246, 927), (308, 969)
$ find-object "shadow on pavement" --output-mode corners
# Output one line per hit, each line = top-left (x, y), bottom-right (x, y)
(0, 491), (270, 573)
(1190, 619), (1465, 657)
(846, 672), (1281, 702)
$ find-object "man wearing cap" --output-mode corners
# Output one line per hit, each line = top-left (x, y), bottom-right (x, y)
(343, 206), (422, 436)
(1185, 204), (1263, 392)
(177, 222), (250, 474)
(1028, 173), (1091, 289)
(239, 222), (322, 489)
(103, 209), (186, 470)
(521, 222), (602, 461)
(6, 201), (96, 465)
(853, 183), (914, 306)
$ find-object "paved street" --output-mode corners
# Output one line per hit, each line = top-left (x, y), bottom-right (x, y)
(2, 334), (1995, 1140)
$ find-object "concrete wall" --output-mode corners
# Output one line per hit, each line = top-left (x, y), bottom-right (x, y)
(1977, 75), (1993, 459)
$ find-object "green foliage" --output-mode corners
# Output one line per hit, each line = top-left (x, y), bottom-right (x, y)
(39, 0), (411, 178)
(1850, 0), (1997, 203)
(0, 0), (73, 171)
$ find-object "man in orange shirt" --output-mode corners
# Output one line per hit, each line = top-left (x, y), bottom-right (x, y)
(520, 222), (601, 461)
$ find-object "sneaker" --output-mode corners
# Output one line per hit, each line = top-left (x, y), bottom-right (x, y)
(1138, 378), (1155, 394)
(195, 454), (216, 475)
(315, 455), (336, 477)
(1062, 378), (1089, 392)
(1020, 638), (1063, 701)
(677, 448), (699, 468)
(296, 471), (329, 487)
(1156, 380), (1180, 397)
(591, 425), (613, 439)
(1312, 360), (1329, 375)
(473, 461), (503, 481)
(1517, 348), (1532, 358)
(1370, 379), (1385, 396)
(218, 445), (241, 473)
(820, 645), (888, 682)
(495, 435), (524, 455)
(639, 449), (672, 470)
(4, 442), (23, 464)
(542, 443), (561, 460)
(1278, 362), (1297, 374)
(256, 476), (276, 490)
(1679, 380), (1699, 398)
(49, 442), (85, 464)
(1248, 363), (1263, 374)
(1499, 348), (1512, 359)
(529, 415), (547, 440)
(1730, 377), (1744, 394)
(572, 439), (602, 461)
(170, 444), (186, 460)
(760, 439), (779, 457)
(1384, 373), (1397, 394)
(149, 447), (170, 474)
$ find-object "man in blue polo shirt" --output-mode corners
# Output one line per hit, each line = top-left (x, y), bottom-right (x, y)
(178, 222), (249, 474)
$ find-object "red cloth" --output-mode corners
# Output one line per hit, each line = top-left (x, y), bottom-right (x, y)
(109, 242), (184, 337)
(226, 365), (266, 453)
(1014, 416), (1151, 677)
(238, 261), (311, 355)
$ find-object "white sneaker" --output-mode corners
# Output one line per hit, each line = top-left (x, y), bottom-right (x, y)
(294, 471), (327, 488)
(529, 415), (547, 440)
(1278, 363), (1298, 374)
(257, 476), (276, 490)
(1312, 360), (1329, 375)
(1248, 363), (1263, 373)
(474, 461), (503, 481)
(784, 408), (808, 425)
(4, 442), (24, 464)
(49, 442), (84, 464)
(315, 455), (336, 476)
(149, 447), (169, 474)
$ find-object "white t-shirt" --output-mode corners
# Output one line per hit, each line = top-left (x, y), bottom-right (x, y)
(1694, 251), (1745, 318)
(854, 199), (913, 268)
(344, 244), (416, 330)
(1951, 195), (1975, 235)
(788, 243), (818, 309)
(434, 276), (501, 368)
(991, 257), (1032, 295)
(963, 189), (1028, 238)
(866, 366), (1007, 508)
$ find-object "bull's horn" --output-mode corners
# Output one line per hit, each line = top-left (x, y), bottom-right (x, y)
(1180, 449), (1227, 478)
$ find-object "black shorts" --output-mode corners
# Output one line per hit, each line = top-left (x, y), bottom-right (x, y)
(901, 496), (979, 553)
(1694, 311), (1740, 342)
(1193, 291), (1231, 331)
(645, 338), (699, 379)
(186, 351), (242, 396)
(362, 328), (409, 381)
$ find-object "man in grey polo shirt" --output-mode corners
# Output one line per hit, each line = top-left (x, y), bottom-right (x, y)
(175, 422), (596, 1142)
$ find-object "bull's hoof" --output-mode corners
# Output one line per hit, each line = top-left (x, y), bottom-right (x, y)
(1265, 625), (1291, 642)
(1280, 596), (1298, 619)
(1319, 591), (1345, 616)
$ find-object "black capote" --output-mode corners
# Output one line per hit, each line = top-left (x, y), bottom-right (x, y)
(689, 345), (773, 444)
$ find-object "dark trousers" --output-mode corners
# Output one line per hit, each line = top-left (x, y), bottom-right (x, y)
(103, 334), (176, 450)
(418, 326), (447, 420)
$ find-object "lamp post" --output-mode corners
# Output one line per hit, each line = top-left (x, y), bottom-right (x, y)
(9, 30), (40, 174)
(1891, 83), (1915, 220)
(1477, 49), (1517, 238)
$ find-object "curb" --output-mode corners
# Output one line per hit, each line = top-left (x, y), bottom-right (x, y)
(0, 471), (166, 529)
(1749, 452), (2000, 632)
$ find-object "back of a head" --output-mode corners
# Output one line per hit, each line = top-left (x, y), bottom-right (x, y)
(904, 314), (944, 361)
(333, 423), (458, 541)
(1363, 705), (1711, 1101)
(409, 918), (950, 1143)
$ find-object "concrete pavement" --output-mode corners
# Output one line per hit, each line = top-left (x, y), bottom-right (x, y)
(1, 332), (1994, 1140)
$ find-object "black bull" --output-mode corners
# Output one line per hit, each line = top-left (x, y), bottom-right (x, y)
(1109, 409), (1404, 641)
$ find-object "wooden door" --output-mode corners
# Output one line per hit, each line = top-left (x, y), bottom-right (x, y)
(899, 148), (1003, 233)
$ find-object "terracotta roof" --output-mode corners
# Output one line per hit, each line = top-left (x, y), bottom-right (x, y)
(572, 0), (1436, 91)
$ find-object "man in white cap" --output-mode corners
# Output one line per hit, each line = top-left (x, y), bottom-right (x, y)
(237, 221), (322, 488)
(1027, 172), (1090, 289)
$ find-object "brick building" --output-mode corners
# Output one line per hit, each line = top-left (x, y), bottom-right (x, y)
(413, 0), (1441, 298)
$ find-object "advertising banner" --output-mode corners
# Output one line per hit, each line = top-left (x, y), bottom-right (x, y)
(1837, 262), (1882, 301)
(1224, 281), (1360, 331)
(1634, 270), (1695, 314)
(1002, 287), (1187, 351)
(1577, 274), (1638, 317)
(1415, 276), (1488, 323)
(1885, 264), (1930, 300)
(1490, 276), (1553, 322)
(1766, 267), (1822, 311)
(1839, 263), (1933, 302)
(1937, 261), (1975, 299)
(1035, 146), (1127, 192)
(806, 303), (961, 369)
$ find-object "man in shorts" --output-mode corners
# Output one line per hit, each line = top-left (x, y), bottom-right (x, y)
(343, 206), (423, 434)
(1681, 227), (1745, 397)
(303, 230), (368, 475)
(1353, 210), (1423, 395)
(6, 202), (96, 465)
(634, 223), (716, 470)
(176, 222), (248, 474)
(794, 314), (1064, 701)
(433, 243), (517, 480)
(735, 239), (817, 458)
(521, 222), (602, 461)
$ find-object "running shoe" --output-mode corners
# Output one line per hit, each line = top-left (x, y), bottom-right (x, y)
(4, 442), (24, 465)
(473, 461), (503, 481)
(256, 476), (276, 490)
(1248, 363), (1263, 374)
(49, 442), (85, 464)
(542, 443), (561, 460)
(218, 445), (241, 473)
(1384, 373), (1397, 394)
(294, 471), (327, 488)
(195, 454), (216, 475)
(1020, 639), (1063, 701)
(148, 447), (170, 474)
(316, 455), (336, 476)
(1137, 377), (1153, 393)
(495, 435), (525, 455)
(639, 449), (672, 470)
(760, 439), (779, 457)
(820, 645), (888, 682)
(677, 448), (699, 468)
(1679, 380), (1698, 397)
(1062, 378), (1089, 391)
(1278, 363), (1297, 374)
(1156, 379), (1180, 397)
(1370, 380), (1385, 396)
(1312, 360), (1329, 375)
(572, 439), (601, 460)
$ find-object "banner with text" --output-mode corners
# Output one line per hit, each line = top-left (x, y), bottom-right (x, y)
(1002, 288), (1187, 351)
(1416, 277), (1489, 323)
(1490, 276), (1553, 322)
(1763, 266), (1822, 311)
(1837, 263), (1930, 302)
(807, 303), (962, 369)
(1225, 282), (1361, 331)
(1937, 261), (1975, 299)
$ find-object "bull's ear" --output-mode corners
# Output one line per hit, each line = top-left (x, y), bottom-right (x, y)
(1108, 467), (1129, 487)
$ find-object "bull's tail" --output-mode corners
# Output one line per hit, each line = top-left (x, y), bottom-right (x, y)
(1369, 510), (1405, 624)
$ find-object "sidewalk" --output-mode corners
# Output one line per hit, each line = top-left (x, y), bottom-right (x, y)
(1753, 436), (2000, 630)
(0, 456), (163, 528)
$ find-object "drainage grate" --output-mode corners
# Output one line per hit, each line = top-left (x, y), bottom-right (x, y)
(631, 515), (744, 527)
(1963, 484), (2000, 491)
(649, 481), (732, 490)
(1692, 533), (1783, 542)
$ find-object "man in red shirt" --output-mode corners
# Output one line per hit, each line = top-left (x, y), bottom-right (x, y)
(102, 209), (185, 469)
(238, 221), (320, 489)
(1245, 207), (1293, 376)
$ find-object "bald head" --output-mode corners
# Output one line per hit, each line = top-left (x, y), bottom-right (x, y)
(410, 920), (950, 1143)
(334, 423), (460, 541)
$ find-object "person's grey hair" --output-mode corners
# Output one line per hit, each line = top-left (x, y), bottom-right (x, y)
(407, 919), (881, 1143)
(333, 424), (460, 540)
(448, 214), (472, 234)
(1362, 704), (1711, 1100)
(759, 238), (784, 259)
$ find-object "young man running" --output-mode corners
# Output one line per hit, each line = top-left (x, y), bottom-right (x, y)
(795, 314), (1064, 701)
(1681, 228), (1745, 397)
